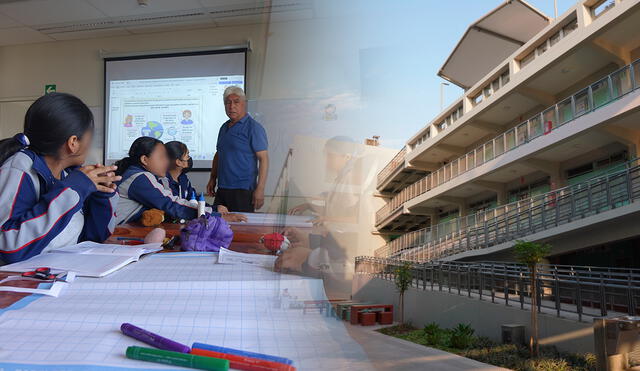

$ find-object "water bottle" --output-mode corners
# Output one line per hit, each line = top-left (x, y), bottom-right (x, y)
(197, 192), (206, 217)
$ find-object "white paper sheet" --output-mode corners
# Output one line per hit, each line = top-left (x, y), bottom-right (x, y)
(0, 253), (134, 277)
(0, 254), (372, 370)
(230, 212), (313, 228)
(0, 272), (76, 297)
(0, 242), (162, 277)
(218, 247), (278, 268)
(53, 241), (162, 256)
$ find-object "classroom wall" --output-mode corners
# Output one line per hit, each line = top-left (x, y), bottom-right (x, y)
(0, 13), (394, 261)
(0, 23), (265, 105)
(0, 15), (367, 189)
(0, 23), (266, 161)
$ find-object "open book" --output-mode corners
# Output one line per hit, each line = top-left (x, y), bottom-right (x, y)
(0, 241), (162, 278)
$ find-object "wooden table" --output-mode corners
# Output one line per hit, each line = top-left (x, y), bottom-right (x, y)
(0, 272), (39, 309)
(110, 222), (275, 254)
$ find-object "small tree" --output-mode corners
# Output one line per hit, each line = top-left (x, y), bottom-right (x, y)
(394, 262), (413, 324)
(513, 240), (551, 358)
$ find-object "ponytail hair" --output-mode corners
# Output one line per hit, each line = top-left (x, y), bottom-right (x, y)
(0, 93), (93, 165)
(115, 136), (163, 176)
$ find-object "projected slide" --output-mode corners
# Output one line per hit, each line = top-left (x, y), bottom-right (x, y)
(106, 75), (244, 162)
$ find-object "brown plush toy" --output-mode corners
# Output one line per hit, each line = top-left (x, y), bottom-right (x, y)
(141, 209), (165, 227)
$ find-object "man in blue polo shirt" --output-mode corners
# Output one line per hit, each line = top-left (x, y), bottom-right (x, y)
(207, 86), (269, 212)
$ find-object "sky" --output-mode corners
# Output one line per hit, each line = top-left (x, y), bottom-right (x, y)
(281, 0), (581, 150)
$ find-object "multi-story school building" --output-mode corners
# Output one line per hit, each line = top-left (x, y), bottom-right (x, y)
(372, 0), (640, 267)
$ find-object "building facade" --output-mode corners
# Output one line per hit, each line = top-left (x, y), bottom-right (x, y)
(373, 0), (640, 267)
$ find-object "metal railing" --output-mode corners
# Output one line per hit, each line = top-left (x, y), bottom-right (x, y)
(375, 58), (640, 225)
(376, 146), (407, 186)
(355, 257), (640, 322)
(374, 158), (640, 261)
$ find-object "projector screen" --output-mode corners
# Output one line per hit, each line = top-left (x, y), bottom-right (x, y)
(104, 49), (247, 169)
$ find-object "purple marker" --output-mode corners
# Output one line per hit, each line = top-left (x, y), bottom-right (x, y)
(120, 323), (190, 354)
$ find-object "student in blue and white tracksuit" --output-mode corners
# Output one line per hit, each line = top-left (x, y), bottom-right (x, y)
(162, 141), (197, 200)
(0, 93), (120, 264)
(162, 140), (231, 215)
(115, 137), (246, 225)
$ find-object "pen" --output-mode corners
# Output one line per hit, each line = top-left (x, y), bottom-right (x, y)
(191, 348), (295, 371)
(126, 346), (229, 371)
(121, 323), (191, 353)
(192, 343), (293, 366)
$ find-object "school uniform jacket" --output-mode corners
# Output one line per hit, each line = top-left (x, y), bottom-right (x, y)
(0, 149), (118, 264)
(116, 165), (213, 224)
(160, 172), (196, 200)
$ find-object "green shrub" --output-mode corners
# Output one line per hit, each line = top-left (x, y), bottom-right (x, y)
(522, 358), (571, 371)
(449, 323), (475, 349)
(422, 322), (446, 346)
(423, 322), (441, 336)
(377, 322), (598, 371)
(377, 323), (416, 336)
(463, 343), (523, 370)
(473, 336), (497, 349)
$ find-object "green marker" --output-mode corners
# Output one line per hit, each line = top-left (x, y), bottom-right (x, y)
(126, 346), (229, 371)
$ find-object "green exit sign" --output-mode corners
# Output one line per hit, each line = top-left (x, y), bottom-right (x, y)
(45, 84), (56, 94)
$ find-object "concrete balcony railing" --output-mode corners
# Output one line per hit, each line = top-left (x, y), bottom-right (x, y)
(376, 146), (407, 187)
(374, 158), (640, 262)
(374, 58), (640, 226)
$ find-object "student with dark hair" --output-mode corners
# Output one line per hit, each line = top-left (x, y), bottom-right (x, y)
(0, 93), (120, 264)
(163, 141), (196, 199)
(163, 141), (230, 214)
(115, 137), (246, 224)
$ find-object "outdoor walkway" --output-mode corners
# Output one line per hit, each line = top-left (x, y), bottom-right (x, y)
(346, 323), (509, 371)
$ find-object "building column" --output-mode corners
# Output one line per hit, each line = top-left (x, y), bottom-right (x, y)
(474, 180), (508, 205)
(458, 203), (468, 218)
(599, 125), (640, 161)
(525, 159), (565, 190)
(576, 2), (592, 27)
(497, 188), (508, 205)
(429, 212), (439, 228)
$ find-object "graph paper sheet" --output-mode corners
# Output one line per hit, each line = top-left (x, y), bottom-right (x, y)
(0, 253), (372, 370)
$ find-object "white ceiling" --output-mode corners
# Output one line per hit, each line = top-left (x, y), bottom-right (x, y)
(0, 0), (313, 46)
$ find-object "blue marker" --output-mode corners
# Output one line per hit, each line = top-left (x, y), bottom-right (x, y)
(192, 343), (293, 366)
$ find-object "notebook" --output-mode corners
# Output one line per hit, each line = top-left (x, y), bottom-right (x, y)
(0, 241), (162, 278)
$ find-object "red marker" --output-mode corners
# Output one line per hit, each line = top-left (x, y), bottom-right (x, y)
(190, 348), (295, 371)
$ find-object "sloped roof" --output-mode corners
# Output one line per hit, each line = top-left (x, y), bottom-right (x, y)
(438, 0), (550, 89)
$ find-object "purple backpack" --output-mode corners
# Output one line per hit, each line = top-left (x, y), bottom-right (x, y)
(180, 214), (233, 252)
